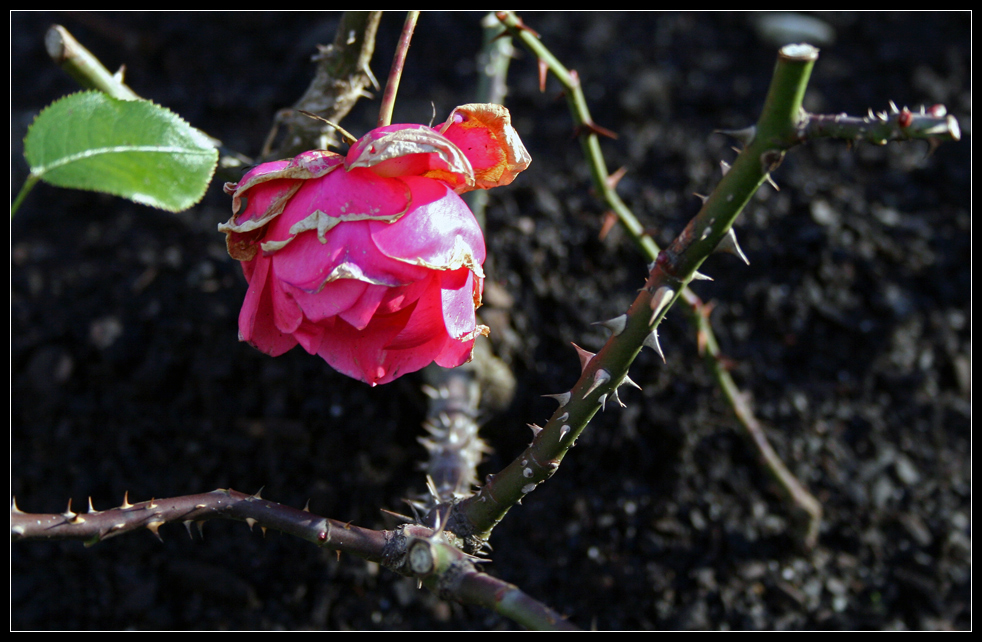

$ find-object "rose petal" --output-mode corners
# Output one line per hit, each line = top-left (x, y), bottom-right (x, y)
(282, 277), (369, 323)
(347, 124), (475, 191)
(440, 104), (531, 192)
(238, 256), (298, 357)
(439, 268), (479, 341)
(315, 306), (415, 386)
(369, 177), (485, 274)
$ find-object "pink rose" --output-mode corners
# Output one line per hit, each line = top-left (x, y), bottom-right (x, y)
(219, 104), (530, 386)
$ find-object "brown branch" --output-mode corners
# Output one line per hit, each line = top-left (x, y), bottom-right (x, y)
(11, 489), (576, 630)
(263, 11), (382, 160)
(10, 489), (386, 559)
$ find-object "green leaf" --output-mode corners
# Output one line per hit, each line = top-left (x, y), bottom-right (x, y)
(23, 91), (218, 212)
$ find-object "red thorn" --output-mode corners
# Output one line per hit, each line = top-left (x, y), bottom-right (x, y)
(538, 57), (548, 93)
(606, 166), (627, 190)
(575, 120), (619, 140)
(598, 211), (618, 241)
(496, 12), (539, 38)
(695, 300), (717, 356)
(897, 108), (913, 128)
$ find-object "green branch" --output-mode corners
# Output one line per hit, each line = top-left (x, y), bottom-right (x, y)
(487, 13), (825, 545)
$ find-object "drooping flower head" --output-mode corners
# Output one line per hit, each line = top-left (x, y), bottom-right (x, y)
(219, 104), (530, 386)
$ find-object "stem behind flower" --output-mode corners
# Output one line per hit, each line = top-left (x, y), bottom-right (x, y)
(377, 11), (420, 127)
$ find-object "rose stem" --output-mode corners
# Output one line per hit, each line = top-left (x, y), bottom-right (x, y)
(377, 11), (420, 127)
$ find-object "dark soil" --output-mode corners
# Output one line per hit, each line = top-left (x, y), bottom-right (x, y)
(11, 12), (970, 630)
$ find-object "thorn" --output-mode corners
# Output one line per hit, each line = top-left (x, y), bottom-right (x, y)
(303, 499), (311, 513)
(11, 497), (22, 514)
(889, 100), (899, 114)
(121, 491), (133, 509)
(868, 107), (876, 120)
(644, 330), (666, 362)
(560, 424), (572, 441)
(598, 210), (618, 241)
(63, 498), (76, 520)
(183, 520), (195, 539)
(571, 342), (596, 372)
(245, 517), (258, 531)
(610, 389), (627, 408)
(764, 174), (780, 191)
(88, 497), (97, 513)
(261, 526), (267, 537)
(538, 57), (548, 93)
(691, 270), (713, 281)
(606, 166), (628, 190)
(497, 11), (540, 38)
(598, 393), (608, 410)
(527, 423), (543, 437)
(695, 300), (717, 356)
(557, 412), (569, 422)
(421, 384), (440, 399)
(252, 486), (265, 500)
(148, 497), (157, 510)
(593, 314), (628, 337)
(380, 508), (414, 523)
(575, 119), (619, 140)
(693, 193), (708, 204)
(195, 521), (205, 539)
(621, 374), (643, 391)
(719, 160), (731, 176)
(716, 125), (756, 146)
(649, 285), (675, 324)
(584, 368), (611, 397)
(426, 475), (441, 501)
(542, 392), (572, 407)
(146, 520), (164, 542)
(878, 110), (889, 122)
(716, 228), (750, 265)
(403, 499), (424, 524)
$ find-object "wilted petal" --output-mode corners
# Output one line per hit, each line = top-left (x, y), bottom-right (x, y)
(440, 104), (531, 192)
(347, 124), (475, 192)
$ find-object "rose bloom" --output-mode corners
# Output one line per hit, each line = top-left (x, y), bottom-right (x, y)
(219, 104), (530, 386)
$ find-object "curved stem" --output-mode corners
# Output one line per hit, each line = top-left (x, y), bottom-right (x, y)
(454, 40), (821, 544)
(377, 11), (419, 127)
(10, 174), (39, 218)
(45, 24), (139, 101)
